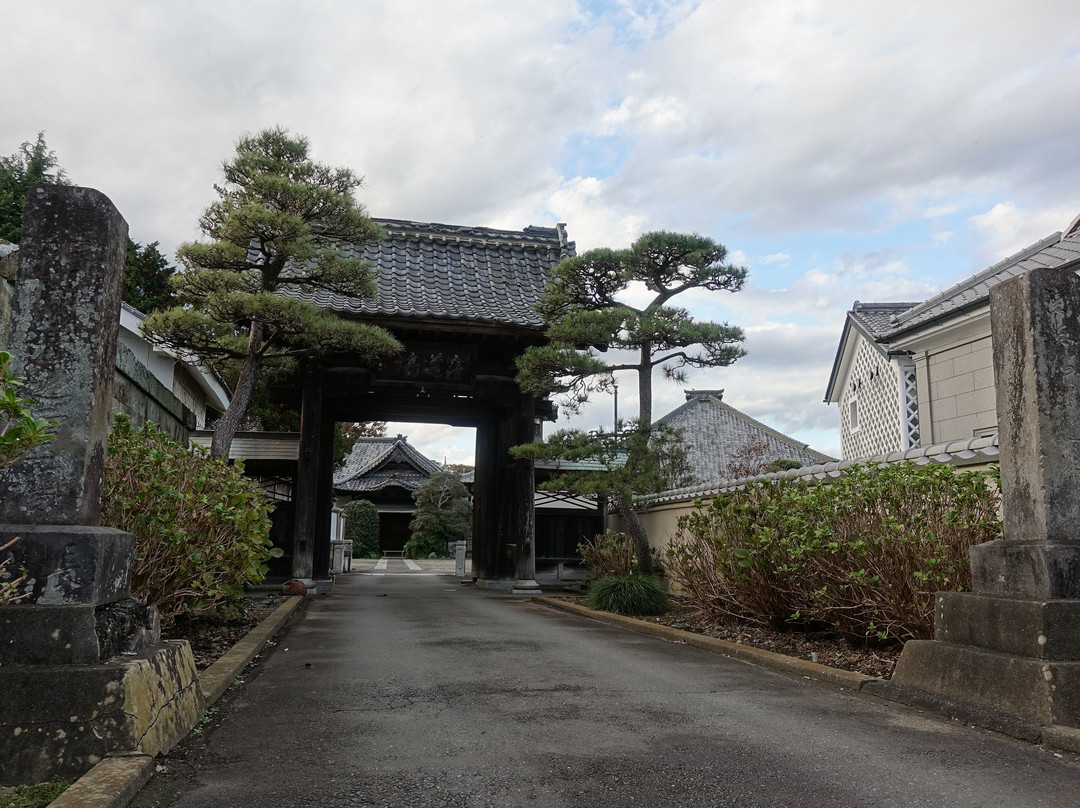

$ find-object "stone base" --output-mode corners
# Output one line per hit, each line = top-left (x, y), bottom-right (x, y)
(893, 640), (1080, 727)
(893, 591), (1080, 728)
(0, 641), (205, 785)
(0, 598), (160, 665)
(0, 524), (134, 606)
(970, 539), (1080, 600)
(475, 579), (513, 591)
(934, 591), (1080, 659)
(512, 579), (542, 595)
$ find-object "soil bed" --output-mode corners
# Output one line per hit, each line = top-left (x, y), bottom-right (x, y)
(557, 595), (900, 680)
(162, 594), (287, 670)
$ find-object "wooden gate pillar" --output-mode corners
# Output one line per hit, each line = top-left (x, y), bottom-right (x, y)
(470, 416), (497, 582)
(312, 413), (336, 583)
(471, 396), (539, 592)
(292, 373), (324, 580)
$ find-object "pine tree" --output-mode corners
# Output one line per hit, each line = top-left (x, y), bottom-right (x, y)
(141, 127), (400, 458)
(515, 231), (747, 575)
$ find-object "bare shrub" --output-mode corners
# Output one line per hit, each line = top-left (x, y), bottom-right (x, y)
(667, 462), (1001, 643)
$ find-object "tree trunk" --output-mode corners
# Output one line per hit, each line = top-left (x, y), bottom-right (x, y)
(615, 498), (653, 577)
(210, 320), (264, 459)
(638, 341), (653, 429)
(616, 341), (655, 575)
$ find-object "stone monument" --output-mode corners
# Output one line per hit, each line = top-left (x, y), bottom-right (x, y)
(893, 265), (1080, 728)
(0, 186), (204, 785)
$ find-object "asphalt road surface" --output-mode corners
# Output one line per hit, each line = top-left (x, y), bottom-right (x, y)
(133, 564), (1080, 807)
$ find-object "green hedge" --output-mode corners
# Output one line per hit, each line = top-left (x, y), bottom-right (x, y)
(342, 498), (380, 558)
(665, 462), (1001, 643)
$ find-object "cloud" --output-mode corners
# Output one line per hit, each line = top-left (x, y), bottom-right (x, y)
(968, 202), (1076, 263)
(4, 0), (1079, 464)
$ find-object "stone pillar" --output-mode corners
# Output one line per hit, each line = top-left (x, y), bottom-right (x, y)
(0, 187), (203, 785)
(0, 186), (126, 525)
(893, 267), (1080, 728)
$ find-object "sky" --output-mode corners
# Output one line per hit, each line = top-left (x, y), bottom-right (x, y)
(4, 0), (1080, 464)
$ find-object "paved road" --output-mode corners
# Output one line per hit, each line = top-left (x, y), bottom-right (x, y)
(134, 565), (1080, 807)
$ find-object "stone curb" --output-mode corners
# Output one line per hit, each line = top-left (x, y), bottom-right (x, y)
(199, 595), (305, 706)
(45, 754), (155, 808)
(534, 596), (875, 691)
(1042, 725), (1080, 754)
(536, 597), (1080, 753)
(46, 595), (305, 808)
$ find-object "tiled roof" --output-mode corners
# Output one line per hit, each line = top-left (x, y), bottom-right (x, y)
(849, 302), (920, 338)
(333, 435), (443, 494)
(823, 302), (918, 402)
(656, 391), (835, 490)
(289, 219), (575, 329)
(645, 434), (999, 505)
(885, 228), (1080, 338)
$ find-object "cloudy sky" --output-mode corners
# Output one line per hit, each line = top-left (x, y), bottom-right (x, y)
(4, 1), (1080, 463)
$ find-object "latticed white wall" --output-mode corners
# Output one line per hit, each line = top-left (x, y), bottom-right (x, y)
(840, 336), (902, 458)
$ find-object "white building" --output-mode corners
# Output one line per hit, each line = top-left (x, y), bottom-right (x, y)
(826, 213), (1080, 459)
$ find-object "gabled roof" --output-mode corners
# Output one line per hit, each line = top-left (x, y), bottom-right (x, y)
(656, 391), (834, 489)
(850, 301), (921, 337)
(883, 230), (1080, 339)
(291, 219), (575, 330)
(120, 301), (231, 413)
(333, 435), (443, 494)
(826, 213), (1080, 403)
(824, 302), (919, 402)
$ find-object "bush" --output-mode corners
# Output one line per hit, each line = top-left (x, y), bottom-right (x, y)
(406, 472), (470, 559)
(588, 574), (669, 616)
(342, 499), (380, 558)
(1, 351), (56, 605)
(578, 530), (635, 577)
(1, 351), (57, 471)
(666, 462), (1001, 643)
(101, 415), (279, 623)
(579, 529), (662, 577)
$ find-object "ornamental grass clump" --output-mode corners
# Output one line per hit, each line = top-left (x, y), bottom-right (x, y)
(102, 415), (279, 623)
(666, 462), (1001, 643)
(588, 574), (669, 616)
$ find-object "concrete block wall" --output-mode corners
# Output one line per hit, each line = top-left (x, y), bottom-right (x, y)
(926, 335), (996, 443)
(113, 342), (195, 443)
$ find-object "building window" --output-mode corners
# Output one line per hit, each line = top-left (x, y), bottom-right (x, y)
(849, 398), (859, 432)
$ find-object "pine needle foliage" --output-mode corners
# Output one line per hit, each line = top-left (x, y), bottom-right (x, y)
(141, 127), (400, 458)
(515, 231), (747, 576)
